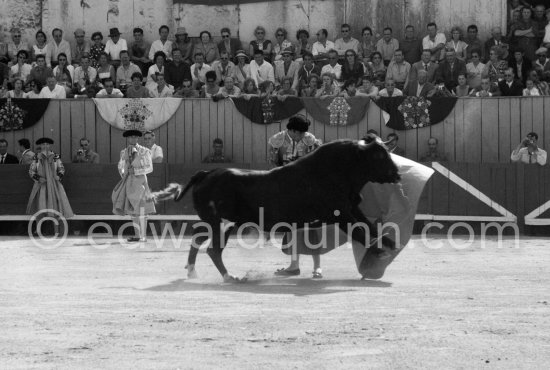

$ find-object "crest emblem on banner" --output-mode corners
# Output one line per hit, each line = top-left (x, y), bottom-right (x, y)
(0, 98), (27, 131)
(118, 98), (153, 131)
(328, 97), (351, 126)
(398, 96), (432, 129)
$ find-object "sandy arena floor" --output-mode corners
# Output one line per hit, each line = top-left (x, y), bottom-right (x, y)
(1, 235), (549, 369)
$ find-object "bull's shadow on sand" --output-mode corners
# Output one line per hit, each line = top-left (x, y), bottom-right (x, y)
(141, 277), (392, 297)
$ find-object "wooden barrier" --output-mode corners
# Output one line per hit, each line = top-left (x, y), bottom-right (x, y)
(0, 97), (548, 165)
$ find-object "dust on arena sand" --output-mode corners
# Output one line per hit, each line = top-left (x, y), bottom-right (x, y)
(1, 235), (549, 369)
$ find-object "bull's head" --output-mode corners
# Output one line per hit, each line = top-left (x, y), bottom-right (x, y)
(356, 138), (400, 184)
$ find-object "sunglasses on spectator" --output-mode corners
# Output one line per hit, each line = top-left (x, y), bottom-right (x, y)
(222, 34), (230, 38)
(14, 35), (21, 38)
(276, 33), (284, 37)
(342, 30), (350, 33)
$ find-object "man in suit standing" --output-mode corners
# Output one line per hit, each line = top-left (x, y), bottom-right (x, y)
(0, 139), (19, 164)
(484, 27), (508, 60)
(405, 49), (437, 90)
(386, 133), (405, 157)
(404, 69), (435, 97)
(435, 49), (466, 92)
(17, 138), (35, 165)
(217, 27), (243, 60)
(498, 68), (524, 96)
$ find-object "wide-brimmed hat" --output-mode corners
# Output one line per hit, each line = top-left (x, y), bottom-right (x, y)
(235, 50), (248, 59)
(175, 27), (188, 36)
(536, 47), (548, 55)
(123, 129), (143, 138)
(36, 137), (54, 145)
(281, 47), (295, 55)
(108, 28), (121, 37)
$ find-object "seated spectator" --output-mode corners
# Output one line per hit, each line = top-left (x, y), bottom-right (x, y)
(89, 31), (105, 69)
(26, 79), (42, 98)
(446, 26), (468, 62)
(534, 47), (550, 77)
(0, 85), (6, 98)
(52, 53), (74, 85)
(8, 78), (28, 98)
(511, 132), (547, 165)
(241, 78), (259, 99)
(200, 70), (220, 98)
(129, 27), (152, 76)
(276, 76), (297, 97)
(422, 22), (446, 62)
(370, 51), (387, 88)
(211, 51), (235, 86)
(404, 69), (434, 97)
(116, 50), (141, 91)
(320, 49), (342, 81)
(7, 28), (30, 65)
(249, 26), (272, 63)
(272, 27), (293, 62)
(464, 24), (484, 61)
(523, 78), (540, 96)
(48, 28), (71, 67)
(72, 137), (100, 163)
(386, 133), (405, 156)
(249, 48), (274, 87)
(190, 52), (212, 89)
(10, 50), (32, 84)
(0, 59), (9, 87)
(312, 29), (335, 66)
(104, 28), (127, 69)
(274, 47), (299, 90)
(231, 50), (250, 88)
(435, 49), (467, 91)
(339, 78), (358, 98)
(341, 49), (365, 84)
(203, 138), (231, 163)
(0, 139), (19, 164)
(126, 72), (151, 98)
(149, 25), (172, 62)
(358, 26), (377, 63)
(165, 48), (191, 90)
(74, 54), (98, 92)
(485, 27), (508, 58)
(143, 131), (163, 163)
(378, 78), (403, 97)
(357, 75), (379, 98)
(385, 49), (410, 90)
(18, 138), (35, 165)
(406, 49), (437, 89)
(300, 73), (320, 97)
(194, 30), (219, 65)
(543, 8), (550, 48)
(148, 73), (174, 97)
(334, 24), (359, 56)
(173, 27), (193, 65)
(316, 72), (339, 98)
(297, 51), (320, 90)
(39, 75), (66, 98)
(259, 80), (276, 98)
(146, 51), (167, 89)
(174, 78), (199, 98)
(400, 25), (422, 65)
(216, 76), (241, 98)
(466, 50), (485, 89)
(420, 137), (447, 162)
(217, 27), (242, 60)
(498, 67), (523, 96)
(376, 27), (399, 65)
(95, 78), (123, 98)
(295, 29), (313, 61)
(96, 52), (116, 86)
(528, 69), (549, 96)
(453, 73), (470, 97)
(31, 30), (50, 66)
(509, 48), (532, 84)
(71, 28), (91, 67)
(469, 77), (498, 97)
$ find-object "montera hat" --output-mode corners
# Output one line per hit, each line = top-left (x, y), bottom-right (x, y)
(36, 137), (54, 145)
(123, 129), (143, 138)
(286, 115), (310, 132)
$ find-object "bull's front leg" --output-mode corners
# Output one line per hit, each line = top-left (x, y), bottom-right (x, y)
(206, 224), (246, 283)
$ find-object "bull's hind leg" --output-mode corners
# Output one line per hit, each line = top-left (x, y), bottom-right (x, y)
(186, 225), (211, 279)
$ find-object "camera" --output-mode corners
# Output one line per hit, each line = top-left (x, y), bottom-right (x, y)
(77, 149), (84, 155)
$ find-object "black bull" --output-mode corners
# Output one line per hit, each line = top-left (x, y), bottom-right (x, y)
(153, 139), (401, 281)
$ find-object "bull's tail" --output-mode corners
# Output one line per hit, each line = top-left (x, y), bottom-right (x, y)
(151, 170), (210, 203)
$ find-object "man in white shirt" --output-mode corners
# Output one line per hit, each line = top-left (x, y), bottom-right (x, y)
(378, 79), (403, 97)
(249, 49), (274, 86)
(148, 73), (174, 97)
(422, 22), (446, 62)
(149, 25), (173, 61)
(376, 27), (400, 65)
(48, 28), (72, 67)
(95, 78), (124, 98)
(39, 75), (66, 98)
(211, 51), (236, 85)
(116, 50), (140, 89)
(385, 49), (411, 90)
(104, 28), (128, 69)
(511, 132), (547, 165)
(312, 29), (335, 65)
(190, 52), (213, 88)
(320, 49), (342, 81)
(143, 131), (164, 163)
(74, 54), (97, 91)
(334, 23), (359, 56)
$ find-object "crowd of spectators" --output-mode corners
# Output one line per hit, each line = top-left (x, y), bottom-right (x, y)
(1, 1), (550, 100)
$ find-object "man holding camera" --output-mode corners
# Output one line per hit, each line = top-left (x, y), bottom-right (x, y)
(72, 138), (100, 164)
(511, 132), (547, 165)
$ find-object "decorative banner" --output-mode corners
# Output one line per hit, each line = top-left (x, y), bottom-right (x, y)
(231, 96), (304, 124)
(302, 96), (370, 126)
(0, 98), (50, 131)
(374, 96), (458, 130)
(93, 98), (182, 131)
